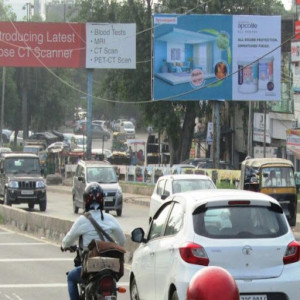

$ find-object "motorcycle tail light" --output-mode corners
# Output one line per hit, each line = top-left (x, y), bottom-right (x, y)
(99, 276), (114, 296)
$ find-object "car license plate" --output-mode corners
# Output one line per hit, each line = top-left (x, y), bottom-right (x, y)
(240, 295), (267, 300)
(21, 190), (34, 195)
(105, 196), (113, 202)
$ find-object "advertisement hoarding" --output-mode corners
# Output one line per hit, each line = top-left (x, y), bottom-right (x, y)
(286, 128), (300, 159)
(0, 22), (136, 69)
(0, 22), (86, 68)
(86, 23), (136, 69)
(153, 14), (281, 101)
(253, 112), (271, 144)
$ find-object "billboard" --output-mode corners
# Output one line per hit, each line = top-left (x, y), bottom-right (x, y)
(286, 128), (300, 159)
(253, 112), (271, 144)
(0, 22), (86, 68)
(0, 22), (136, 69)
(153, 14), (281, 101)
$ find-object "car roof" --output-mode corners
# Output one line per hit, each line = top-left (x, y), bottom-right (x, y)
(157, 174), (213, 181)
(172, 189), (279, 210)
(1, 152), (39, 158)
(78, 160), (111, 167)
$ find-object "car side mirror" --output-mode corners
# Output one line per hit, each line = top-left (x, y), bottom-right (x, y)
(131, 227), (147, 243)
(78, 176), (85, 183)
(161, 194), (168, 200)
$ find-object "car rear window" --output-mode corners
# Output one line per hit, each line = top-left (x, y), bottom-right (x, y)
(193, 205), (288, 239)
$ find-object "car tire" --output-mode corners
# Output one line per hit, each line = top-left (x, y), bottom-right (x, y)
(4, 190), (11, 206)
(73, 196), (79, 214)
(116, 209), (122, 217)
(28, 202), (34, 210)
(130, 277), (140, 300)
(39, 200), (47, 212)
(171, 290), (179, 300)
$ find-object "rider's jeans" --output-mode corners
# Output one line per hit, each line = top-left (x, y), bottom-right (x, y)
(67, 266), (83, 300)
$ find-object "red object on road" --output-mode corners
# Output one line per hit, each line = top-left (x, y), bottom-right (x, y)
(186, 266), (239, 300)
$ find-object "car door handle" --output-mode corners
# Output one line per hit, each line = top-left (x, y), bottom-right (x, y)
(169, 247), (174, 253)
(150, 251), (155, 256)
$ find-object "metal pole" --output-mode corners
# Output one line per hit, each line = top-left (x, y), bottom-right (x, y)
(0, 67), (6, 146)
(247, 101), (253, 157)
(86, 69), (94, 160)
(213, 101), (220, 169)
(263, 102), (266, 157)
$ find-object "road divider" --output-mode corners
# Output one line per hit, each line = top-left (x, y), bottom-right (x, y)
(0, 205), (138, 263)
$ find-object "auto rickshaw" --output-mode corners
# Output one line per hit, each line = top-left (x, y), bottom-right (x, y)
(239, 157), (297, 226)
(111, 132), (127, 152)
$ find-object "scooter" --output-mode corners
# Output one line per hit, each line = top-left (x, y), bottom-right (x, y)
(63, 245), (126, 300)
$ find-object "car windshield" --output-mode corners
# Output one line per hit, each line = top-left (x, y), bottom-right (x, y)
(193, 205), (288, 239)
(87, 167), (117, 183)
(124, 123), (134, 129)
(75, 137), (87, 145)
(172, 179), (215, 193)
(261, 167), (295, 188)
(4, 157), (41, 174)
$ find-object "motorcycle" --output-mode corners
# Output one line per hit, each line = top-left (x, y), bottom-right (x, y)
(63, 245), (126, 300)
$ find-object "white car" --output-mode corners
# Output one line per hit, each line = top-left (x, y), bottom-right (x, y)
(120, 121), (135, 138)
(9, 131), (32, 146)
(73, 135), (87, 150)
(130, 189), (300, 300)
(149, 174), (216, 221)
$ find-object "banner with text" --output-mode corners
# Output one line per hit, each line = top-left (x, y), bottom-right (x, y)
(0, 22), (136, 69)
(153, 14), (281, 101)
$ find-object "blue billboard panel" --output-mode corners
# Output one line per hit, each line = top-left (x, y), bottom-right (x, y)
(153, 14), (281, 101)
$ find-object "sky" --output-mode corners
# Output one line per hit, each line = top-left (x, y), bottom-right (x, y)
(4, 0), (294, 21)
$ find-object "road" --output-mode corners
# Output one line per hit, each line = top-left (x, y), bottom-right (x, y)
(0, 226), (131, 300)
(0, 188), (151, 300)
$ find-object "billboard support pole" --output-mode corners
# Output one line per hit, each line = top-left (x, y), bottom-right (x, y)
(86, 69), (94, 160)
(247, 101), (253, 157)
(213, 101), (220, 169)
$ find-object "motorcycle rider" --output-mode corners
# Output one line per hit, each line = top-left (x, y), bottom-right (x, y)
(61, 182), (126, 300)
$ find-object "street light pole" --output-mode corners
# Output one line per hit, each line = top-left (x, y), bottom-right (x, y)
(22, 2), (33, 141)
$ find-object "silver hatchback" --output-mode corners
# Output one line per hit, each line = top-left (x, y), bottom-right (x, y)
(72, 160), (123, 216)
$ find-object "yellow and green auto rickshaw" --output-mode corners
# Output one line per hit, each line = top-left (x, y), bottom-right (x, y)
(239, 158), (297, 226)
(111, 132), (127, 152)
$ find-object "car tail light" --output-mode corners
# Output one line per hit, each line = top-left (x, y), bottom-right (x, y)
(99, 276), (114, 296)
(283, 241), (300, 265)
(179, 242), (209, 266)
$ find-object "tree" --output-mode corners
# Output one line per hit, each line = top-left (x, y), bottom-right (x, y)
(73, 0), (287, 164)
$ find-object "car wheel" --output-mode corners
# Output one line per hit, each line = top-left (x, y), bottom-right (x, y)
(171, 290), (179, 300)
(28, 202), (34, 210)
(4, 190), (11, 206)
(130, 277), (140, 300)
(116, 209), (122, 217)
(39, 200), (47, 212)
(73, 197), (79, 214)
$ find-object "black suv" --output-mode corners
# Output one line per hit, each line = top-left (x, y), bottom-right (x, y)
(0, 152), (47, 211)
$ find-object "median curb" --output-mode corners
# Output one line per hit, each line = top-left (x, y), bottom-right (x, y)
(0, 205), (138, 264)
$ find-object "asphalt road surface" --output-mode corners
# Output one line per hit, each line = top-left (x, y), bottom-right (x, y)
(0, 226), (131, 300)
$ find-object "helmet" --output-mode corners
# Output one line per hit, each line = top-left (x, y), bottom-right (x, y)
(186, 266), (239, 300)
(83, 182), (104, 212)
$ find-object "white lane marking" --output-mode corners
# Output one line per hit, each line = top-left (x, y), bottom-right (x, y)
(0, 232), (13, 235)
(0, 243), (46, 246)
(0, 284), (67, 288)
(0, 283), (129, 288)
(0, 258), (73, 262)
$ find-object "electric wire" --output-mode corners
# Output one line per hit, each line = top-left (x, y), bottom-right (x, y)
(0, 2), (297, 105)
